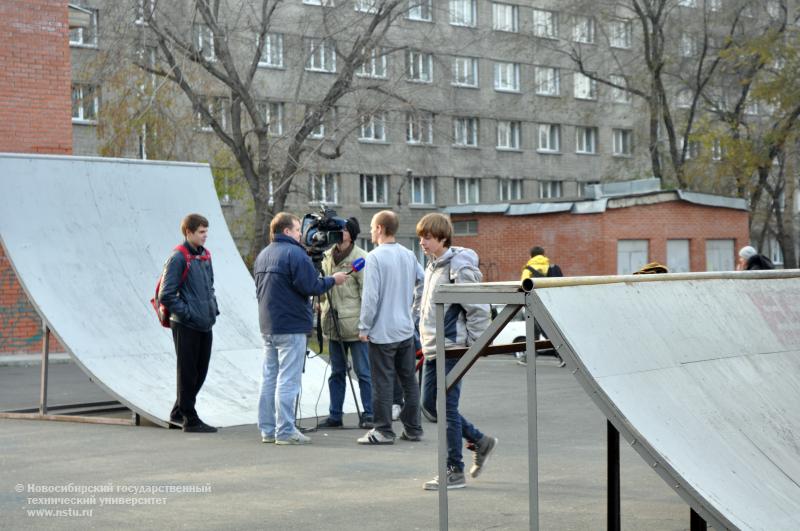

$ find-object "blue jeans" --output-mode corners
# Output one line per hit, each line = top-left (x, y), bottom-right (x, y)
(328, 339), (373, 420)
(258, 333), (306, 439)
(422, 357), (484, 471)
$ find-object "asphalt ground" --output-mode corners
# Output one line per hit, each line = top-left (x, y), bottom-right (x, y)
(0, 356), (690, 530)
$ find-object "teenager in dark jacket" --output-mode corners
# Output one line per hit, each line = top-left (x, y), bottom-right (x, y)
(158, 213), (219, 433)
(254, 212), (346, 445)
(738, 245), (774, 271)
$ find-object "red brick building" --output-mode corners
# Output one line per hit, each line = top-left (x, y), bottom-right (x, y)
(449, 184), (750, 281)
(0, 0), (72, 353)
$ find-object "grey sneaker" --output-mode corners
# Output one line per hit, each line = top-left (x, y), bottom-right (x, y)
(516, 354), (528, 366)
(275, 431), (311, 445)
(261, 433), (275, 443)
(423, 467), (466, 490)
(357, 428), (395, 445)
(469, 436), (498, 478)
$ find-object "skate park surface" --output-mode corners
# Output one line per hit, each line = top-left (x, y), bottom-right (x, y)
(0, 357), (688, 530)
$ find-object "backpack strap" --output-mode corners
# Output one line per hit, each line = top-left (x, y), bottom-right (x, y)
(174, 245), (211, 284)
(525, 265), (544, 277)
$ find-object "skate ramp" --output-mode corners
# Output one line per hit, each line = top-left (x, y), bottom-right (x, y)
(531, 273), (800, 530)
(0, 153), (352, 427)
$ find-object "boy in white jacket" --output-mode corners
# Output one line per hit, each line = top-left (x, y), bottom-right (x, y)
(416, 213), (498, 490)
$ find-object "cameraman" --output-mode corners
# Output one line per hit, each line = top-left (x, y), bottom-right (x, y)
(318, 217), (373, 428)
(254, 212), (347, 445)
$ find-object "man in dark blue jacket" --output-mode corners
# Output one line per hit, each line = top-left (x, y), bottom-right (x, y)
(158, 213), (219, 433)
(254, 212), (347, 445)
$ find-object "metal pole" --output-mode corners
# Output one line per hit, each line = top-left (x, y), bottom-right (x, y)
(608, 420), (620, 531)
(690, 509), (707, 531)
(39, 324), (50, 415)
(525, 293), (539, 530)
(436, 302), (448, 531)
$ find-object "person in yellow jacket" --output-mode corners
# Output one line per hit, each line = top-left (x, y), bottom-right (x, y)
(519, 246), (564, 366)
(318, 218), (373, 428)
(520, 246), (563, 280)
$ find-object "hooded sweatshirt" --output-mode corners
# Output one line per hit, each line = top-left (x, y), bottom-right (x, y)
(419, 246), (490, 359)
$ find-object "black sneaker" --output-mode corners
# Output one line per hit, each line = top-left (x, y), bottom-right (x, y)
(422, 406), (437, 423)
(400, 431), (422, 442)
(168, 415), (183, 429)
(358, 414), (374, 429)
(183, 421), (218, 433)
(318, 417), (343, 428)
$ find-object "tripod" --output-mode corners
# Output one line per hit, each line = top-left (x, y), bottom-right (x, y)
(325, 298), (368, 427)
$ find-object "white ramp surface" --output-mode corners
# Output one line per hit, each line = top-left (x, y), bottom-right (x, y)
(532, 275), (800, 530)
(0, 153), (350, 427)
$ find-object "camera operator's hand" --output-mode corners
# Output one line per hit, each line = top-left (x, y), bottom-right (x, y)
(359, 334), (369, 342)
(332, 272), (347, 285)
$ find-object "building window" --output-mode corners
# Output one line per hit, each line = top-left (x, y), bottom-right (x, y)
(572, 16), (595, 44)
(135, 0), (155, 25)
(677, 88), (693, 108)
(681, 138), (701, 159)
(306, 106), (335, 139)
(258, 101), (284, 135)
(358, 47), (388, 78)
(311, 173), (339, 204)
(407, 111), (433, 144)
(535, 66), (560, 96)
(667, 239), (690, 273)
(196, 96), (228, 132)
(304, 0), (335, 5)
(539, 180), (562, 199)
(579, 180), (600, 197)
(70, 8), (98, 47)
(452, 56), (479, 87)
(618, 240), (649, 274)
(407, 0), (432, 21)
(574, 72), (597, 100)
(358, 237), (376, 252)
(498, 178), (523, 201)
(450, 0), (477, 26)
(533, 9), (558, 38)
(411, 176), (436, 205)
(258, 33), (284, 68)
(406, 50), (433, 82)
(455, 178), (480, 204)
(680, 33), (698, 57)
(538, 124), (560, 152)
(71, 84), (99, 123)
(610, 74), (632, 103)
(707, 0), (722, 11)
(678, 0), (697, 6)
(453, 220), (478, 235)
(305, 38), (336, 72)
(360, 112), (387, 142)
(192, 24), (216, 61)
(492, 3), (518, 32)
(496, 120), (521, 150)
(744, 97), (759, 115)
(360, 174), (388, 204)
(576, 126), (597, 154)
(355, 0), (378, 13)
(453, 117), (479, 147)
(612, 129), (633, 156)
(705, 239), (734, 271)
(494, 62), (520, 92)
(711, 138), (723, 161)
(609, 18), (632, 49)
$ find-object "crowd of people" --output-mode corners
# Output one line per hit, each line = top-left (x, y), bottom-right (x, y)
(156, 211), (774, 489)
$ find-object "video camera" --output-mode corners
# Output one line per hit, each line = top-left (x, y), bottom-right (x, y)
(301, 207), (347, 270)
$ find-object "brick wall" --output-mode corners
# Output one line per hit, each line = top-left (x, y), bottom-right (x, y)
(0, 0), (70, 353)
(452, 199), (750, 281)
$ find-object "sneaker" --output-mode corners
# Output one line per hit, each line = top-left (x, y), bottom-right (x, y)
(358, 414), (374, 429)
(422, 406), (437, 423)
(357, 429), (395, 445)
(423, 467), (466, 490)
(183, 421), (217, 433)
(318, 417), (343, 428)
(517, 354), (528, 366)
(399, 431), (422, 442)
(275, 431), (311, 445)
(469, 436), (498, 478)
(261, 433), (275, 443)
(168, 415), (183, 430)
(392, 404), (402, 421)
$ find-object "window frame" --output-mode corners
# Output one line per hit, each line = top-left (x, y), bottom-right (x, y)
(572, 15), (595, 44)
(258, 33), (284, 69)
(453, 117), (479, 147)
(406, 111), (434, 145)
(71, 84), (99, 123)
(452, 56), (479, 87)
(305, 38), (337, 73)
(497, 177), (523, 201)
(455, 177), (480, 204)
(612, 128), (633, 156)
(192, 24), (216, 62)
(496, 120), (521, 150)
(360, 174), (389, 204)
(410, 176), (436, 205)
(492, 2), (519, 32)
(406, 50), (433, 83)
(494, 61), (521, 92)
(609, 18), (632, 49)
(69, 8), (98, 47)
(573, 72), (597, 100)
(310, 173), (339, 205)
(535, 66), (560, 96)
(539, 180), (563, 199)
(449, 0), (477, 27)
(257, 101), (285, 136)
(357, 47), (389, 79)
(359, 112), (388, 142)
(533, 9), (558, 39)
(407, 0), (433, 21)
(575, 126), (598, 154)
(537, 123), (561, 153)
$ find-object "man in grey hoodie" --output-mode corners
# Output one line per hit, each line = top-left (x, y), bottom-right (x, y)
(416, 213), (498, 490)
(357, 210), (424, 445)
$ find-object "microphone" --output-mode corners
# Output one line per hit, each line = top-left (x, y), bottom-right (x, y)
(347, 257), (365, 275)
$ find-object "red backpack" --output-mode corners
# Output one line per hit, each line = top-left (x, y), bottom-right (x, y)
(151, 245), (212, 328)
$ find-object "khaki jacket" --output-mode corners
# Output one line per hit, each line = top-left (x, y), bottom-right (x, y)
(320, 244), (368, 341)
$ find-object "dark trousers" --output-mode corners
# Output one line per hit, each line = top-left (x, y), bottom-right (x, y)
(368, 337), (422, 438)
(170, 322), (213, 425)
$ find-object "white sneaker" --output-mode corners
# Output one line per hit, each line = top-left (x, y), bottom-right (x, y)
(392, 404), (402, 421)
(275, 431), (311, 445)
(357, 428), (395, 445)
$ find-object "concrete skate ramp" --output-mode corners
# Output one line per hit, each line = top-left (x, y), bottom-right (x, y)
(531, 273), (800, 530)
(0, 153), (348, 427)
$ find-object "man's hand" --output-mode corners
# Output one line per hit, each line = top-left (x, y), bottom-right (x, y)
(359, 334), (369, 342)
(332, 272), (347, 285)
